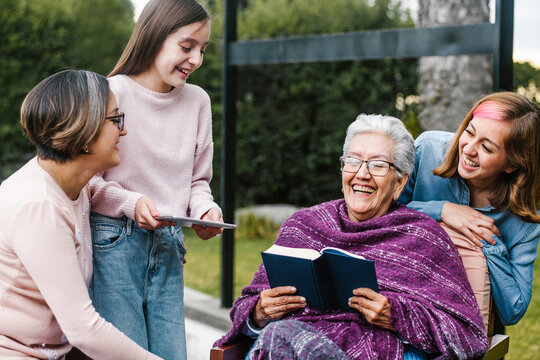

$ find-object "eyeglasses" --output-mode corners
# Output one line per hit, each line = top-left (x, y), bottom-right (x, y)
(105, 112), (125, 131)
(340, 156), (398, 177)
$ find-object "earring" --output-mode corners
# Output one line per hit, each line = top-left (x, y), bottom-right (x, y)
(82, 145), (89, 153)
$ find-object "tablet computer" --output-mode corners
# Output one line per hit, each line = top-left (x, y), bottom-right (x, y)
(155, 215), (237, 229)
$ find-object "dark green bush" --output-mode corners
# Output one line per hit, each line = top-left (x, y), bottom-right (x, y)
(0, 0), (134, 179)
(193, 0), (420, 207)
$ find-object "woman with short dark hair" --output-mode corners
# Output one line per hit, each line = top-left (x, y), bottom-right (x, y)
(0, 69), (161, 359)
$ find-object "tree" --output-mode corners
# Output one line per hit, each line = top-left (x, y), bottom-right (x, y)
(0, 0), (134, 180)
(514, 61), (540, 103)
(417, 0), (492, 131)
(67, 0), (134, 75)
(194, 0), (419, 207)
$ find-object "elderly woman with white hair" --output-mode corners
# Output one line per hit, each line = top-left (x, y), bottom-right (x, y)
(215, 114), (488, 360)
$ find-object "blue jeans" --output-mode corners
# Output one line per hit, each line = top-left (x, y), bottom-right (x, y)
(89, 213), (187, 360)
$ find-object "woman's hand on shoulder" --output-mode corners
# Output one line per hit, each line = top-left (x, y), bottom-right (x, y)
(251, 286), (307, 328)
(135, 196), (175, 230)
(193, 207), (223, 240)
(441, 202), (499, 247)
(349, 288), (395, 331)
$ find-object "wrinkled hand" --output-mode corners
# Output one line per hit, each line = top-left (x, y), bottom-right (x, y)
(441, 202), (499, 247)
(252, 286), (307, 328)
(135, 196), (175, 230)
(349, 288), (395, 331)
(192, 207), (224, 240)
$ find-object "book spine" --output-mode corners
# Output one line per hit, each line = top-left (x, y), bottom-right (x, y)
(310, 261), (324, 311)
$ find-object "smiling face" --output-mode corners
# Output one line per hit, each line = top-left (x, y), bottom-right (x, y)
(134, 20), (210, 93)
(88, 91), (127, 171)
(342, 132), (408, 222)
(457, 117), (515, 190)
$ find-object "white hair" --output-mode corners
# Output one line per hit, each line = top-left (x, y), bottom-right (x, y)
(342, 114), (414, 177)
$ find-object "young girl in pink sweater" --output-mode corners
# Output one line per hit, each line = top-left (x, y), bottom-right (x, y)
(89, 1), (222, 358)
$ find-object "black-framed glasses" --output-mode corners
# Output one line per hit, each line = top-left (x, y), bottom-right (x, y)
(106, 112), (125, 131)
(340, 156), (397, 177)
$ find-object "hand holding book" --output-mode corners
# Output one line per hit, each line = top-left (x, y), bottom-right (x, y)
(349, 287), (395, 331)
(251, 286), (307, 328)
(261, 244), (379, 312)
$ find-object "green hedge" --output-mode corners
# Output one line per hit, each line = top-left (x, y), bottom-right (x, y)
(0, 0), (134, 179)
(191, 0), (420, 208)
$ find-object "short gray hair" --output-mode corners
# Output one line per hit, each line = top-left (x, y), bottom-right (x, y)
(21, 69), (109, 162)
(342, 114), (414, 177)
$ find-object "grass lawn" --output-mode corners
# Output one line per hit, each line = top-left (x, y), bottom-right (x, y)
(183, 228), (275, 299)
(184, 228), (540, 359)
(506, 250), (540, 359)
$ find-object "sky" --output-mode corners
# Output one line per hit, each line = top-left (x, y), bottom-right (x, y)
(130, 0), (540, 67)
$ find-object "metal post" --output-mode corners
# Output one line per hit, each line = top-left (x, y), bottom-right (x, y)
(493, 0), (514, 91)
(220, 0), (238, 308)
(491, 0), (513, 343)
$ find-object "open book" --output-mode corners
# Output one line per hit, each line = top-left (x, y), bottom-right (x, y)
(261, 244), (378, 312)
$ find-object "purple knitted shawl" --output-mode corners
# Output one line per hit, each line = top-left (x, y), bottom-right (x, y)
(215, 199), (488, 359)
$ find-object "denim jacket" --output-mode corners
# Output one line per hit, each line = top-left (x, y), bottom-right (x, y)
(398, 130), (540, 325)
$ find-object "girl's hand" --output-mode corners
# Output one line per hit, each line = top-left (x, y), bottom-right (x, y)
(349, 288), (395, 331)
(193, 207), (223, 240)
(252, 286), (307, 328)
(135, 196), (175, 230)
(441, 202), (499, 247)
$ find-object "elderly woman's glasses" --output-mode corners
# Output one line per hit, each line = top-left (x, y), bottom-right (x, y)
(340, 156), (397, 177)
(106, 112), (125, 131)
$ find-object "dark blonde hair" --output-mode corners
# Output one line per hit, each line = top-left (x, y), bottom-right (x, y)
(109, 0), (209, 77)
(434, 92), (540, 223)
(21, 69), (109, 162)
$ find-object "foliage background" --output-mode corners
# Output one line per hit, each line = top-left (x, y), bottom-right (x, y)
(1, 0), (539, 208)
(191, 0), (421, 208)
(0, 0), (134, 179)
(1, 1), (540, 359)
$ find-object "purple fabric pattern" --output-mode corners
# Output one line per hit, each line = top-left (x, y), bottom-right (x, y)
(215, 199), (488, 359)
(249, 320), (350, 360)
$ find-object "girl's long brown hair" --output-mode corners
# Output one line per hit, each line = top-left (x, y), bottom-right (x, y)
(434, 92), (540, 223)
(109, 0), (209, 77)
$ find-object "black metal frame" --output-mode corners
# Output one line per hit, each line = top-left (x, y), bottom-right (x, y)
(220, 2), (514, 334)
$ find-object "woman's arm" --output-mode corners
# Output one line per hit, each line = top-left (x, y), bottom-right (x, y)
(188, 95), (221, 220)
(441, 202), (498, 246)
(484, 232), (539, 324)
(189, 139), (220, 220)
(189, 143), (222, 240)
(398, 132), (449, 221)
(89, 173), (144, 220)
(11, 201), (161, 360)
(91, 176), (172, 229)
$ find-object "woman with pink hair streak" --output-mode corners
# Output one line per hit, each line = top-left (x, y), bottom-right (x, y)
(399, 92), (540, 331)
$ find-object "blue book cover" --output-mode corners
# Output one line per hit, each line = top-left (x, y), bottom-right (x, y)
(261, 245), (378, 312)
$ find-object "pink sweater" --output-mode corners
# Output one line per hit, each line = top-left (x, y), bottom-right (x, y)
(0, 158), (161, 359)
(90, 75), (220, 220)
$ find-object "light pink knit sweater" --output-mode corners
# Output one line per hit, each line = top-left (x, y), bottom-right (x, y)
(0, 158), (161, 359)
(90, 75), (220, 220)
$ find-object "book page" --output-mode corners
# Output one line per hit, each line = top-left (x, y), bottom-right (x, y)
(321, 247), (366, 260)
(263, 244), (322, 260)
